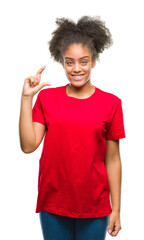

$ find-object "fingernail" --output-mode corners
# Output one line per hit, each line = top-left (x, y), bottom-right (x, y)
(108, 230), (112, 233)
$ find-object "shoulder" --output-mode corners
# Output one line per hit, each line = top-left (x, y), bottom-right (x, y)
(96, 87), (122, 106)
(38, 85), (64, 98)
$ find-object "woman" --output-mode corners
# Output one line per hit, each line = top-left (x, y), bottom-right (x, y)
(19, 16), (126, 240)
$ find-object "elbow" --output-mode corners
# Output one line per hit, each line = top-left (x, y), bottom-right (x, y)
(20, 144), (36, 154)
(20, 146), (30, 154)
(22, 148), (32, 154)
(22, 148), (35, 154)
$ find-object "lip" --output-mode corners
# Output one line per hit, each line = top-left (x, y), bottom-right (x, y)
(71, 74), (85, 76)
(71, 74), (85, 80)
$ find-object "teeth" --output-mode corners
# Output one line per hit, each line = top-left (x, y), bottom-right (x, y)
(72, 75), (84, 79)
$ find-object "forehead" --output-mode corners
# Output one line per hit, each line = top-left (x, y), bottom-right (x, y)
(63, 43), (92, 59)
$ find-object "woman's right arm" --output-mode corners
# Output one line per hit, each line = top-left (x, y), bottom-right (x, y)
(19, 66), (51, 153)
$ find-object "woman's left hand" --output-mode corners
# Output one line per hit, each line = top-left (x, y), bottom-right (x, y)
(107, 211), (122, 237)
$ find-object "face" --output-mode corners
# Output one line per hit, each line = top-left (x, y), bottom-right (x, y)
(62, 43), (96, 87)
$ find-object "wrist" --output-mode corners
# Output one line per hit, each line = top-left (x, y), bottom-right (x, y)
(21, 95), (33, 100)
(112, 209), (120, 214)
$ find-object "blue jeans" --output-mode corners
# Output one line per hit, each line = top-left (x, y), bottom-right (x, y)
(39, 211), (109, 240)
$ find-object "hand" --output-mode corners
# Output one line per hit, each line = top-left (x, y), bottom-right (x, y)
(107, 211), (122, 237)
(22, 66), (51, 97)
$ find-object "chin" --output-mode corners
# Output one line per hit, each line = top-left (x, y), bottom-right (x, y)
(70, 81), (85, 87)
(69, 77), (87, 84)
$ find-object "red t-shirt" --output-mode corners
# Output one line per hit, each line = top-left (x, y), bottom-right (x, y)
(32, 84), (126, 218)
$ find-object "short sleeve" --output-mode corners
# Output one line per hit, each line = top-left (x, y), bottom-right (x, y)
(32, 92), (47, 126)
(106, 99), (126, 140)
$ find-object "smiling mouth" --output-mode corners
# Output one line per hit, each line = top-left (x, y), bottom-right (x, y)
(71, 74), (85, 80)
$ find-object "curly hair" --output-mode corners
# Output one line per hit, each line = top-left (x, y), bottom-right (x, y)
(48, 16), (113, 64)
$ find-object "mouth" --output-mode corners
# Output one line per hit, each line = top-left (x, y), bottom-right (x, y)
(71, 74), (85, 80)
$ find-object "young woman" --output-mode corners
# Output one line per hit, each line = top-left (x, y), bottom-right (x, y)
(19, 16), (126, 240)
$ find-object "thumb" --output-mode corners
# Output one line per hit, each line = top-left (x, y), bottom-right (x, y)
(107, 221), (114, 235)
(39, 82), (51, 89)
(33, 82), (51, 95)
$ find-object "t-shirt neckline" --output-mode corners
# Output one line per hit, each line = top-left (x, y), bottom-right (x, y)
(64, 84), (97, 101)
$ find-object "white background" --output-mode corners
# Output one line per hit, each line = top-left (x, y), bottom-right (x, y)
(0, 0), (143, 239)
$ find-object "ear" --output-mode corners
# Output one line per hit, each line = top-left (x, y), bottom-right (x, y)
(92, 58), (96, 68)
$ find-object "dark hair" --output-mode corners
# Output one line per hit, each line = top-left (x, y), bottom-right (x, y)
(48, 15), (113, 64)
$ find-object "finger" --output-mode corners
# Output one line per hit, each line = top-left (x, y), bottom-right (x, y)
(34, 75), (41, 84)
(107, 222), (114, 235)
(25, 76), (35, 83)
(32, 82), (51, 94)
(30, 75), (41, 87)
(29, 77), (36, 87)
(36, 65), (46, 76)
(111, 228), (119, 236)
(111, 224), (121, 236)
(107, 221), (113, 232)
(26, 76), (35, 86)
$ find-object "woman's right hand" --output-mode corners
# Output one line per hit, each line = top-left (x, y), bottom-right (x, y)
(22, 66), (51, 98)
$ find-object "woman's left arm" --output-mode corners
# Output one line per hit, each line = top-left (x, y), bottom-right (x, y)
(105, 139), (122, 236)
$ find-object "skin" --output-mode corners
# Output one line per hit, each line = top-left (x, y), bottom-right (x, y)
(105, 139), (122, 236)
(20, 43), (122, 236)
(62, 43), (96, 99)
(19, 66), (51, 153)
(62, 43), (122, 236)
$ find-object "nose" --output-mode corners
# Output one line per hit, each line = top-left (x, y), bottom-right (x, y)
(73, 62), (81, 72)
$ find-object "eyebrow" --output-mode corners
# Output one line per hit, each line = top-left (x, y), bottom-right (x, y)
(65, 56), (90, 60)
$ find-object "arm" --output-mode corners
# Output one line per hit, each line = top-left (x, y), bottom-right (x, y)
(19, 96), (46, 153)
(19, 66), (51, 153)
(105, 139), (122, 236)
(105, 139), (121, 213)
(19, 96), (36, 153)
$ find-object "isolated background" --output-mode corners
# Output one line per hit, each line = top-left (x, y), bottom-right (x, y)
(0, 0), (143, 239)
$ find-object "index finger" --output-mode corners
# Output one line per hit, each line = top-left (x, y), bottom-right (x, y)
(36, 66), (46, 76)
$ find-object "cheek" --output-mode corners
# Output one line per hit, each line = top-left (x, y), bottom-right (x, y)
(84, 65), (91, 73)
(65, 67), (72, 74)
(66, 69), (71, 75)
(64, 68), (71, 79)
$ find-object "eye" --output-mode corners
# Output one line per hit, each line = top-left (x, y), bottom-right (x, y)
(81, 61), (87, 65)
(66, 62), (73, 65)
